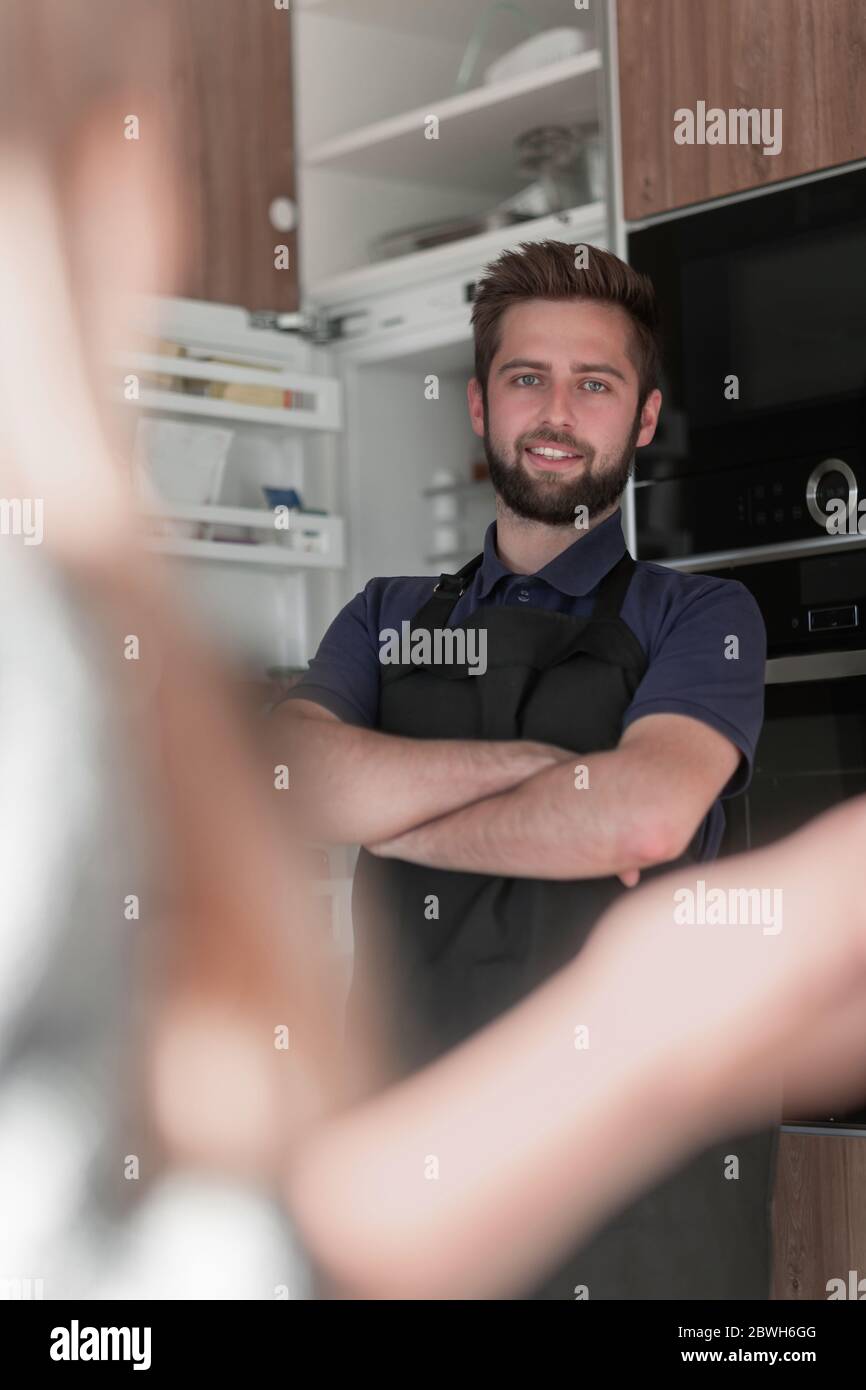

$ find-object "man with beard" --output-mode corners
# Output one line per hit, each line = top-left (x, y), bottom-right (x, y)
(278, 241), (774, 1300)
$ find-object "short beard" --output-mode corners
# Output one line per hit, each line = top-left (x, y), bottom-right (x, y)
(482, 401), (642, 526)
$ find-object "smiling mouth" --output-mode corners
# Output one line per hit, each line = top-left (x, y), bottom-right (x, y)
(523, 445), (584, 472)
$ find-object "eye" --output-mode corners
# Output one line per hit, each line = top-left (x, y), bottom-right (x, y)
(513, 374), (540, 387)
(582, 380), (608, 393)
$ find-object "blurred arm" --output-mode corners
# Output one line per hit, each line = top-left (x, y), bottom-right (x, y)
(287, 792), (866, 1299)
(285, 909), (701, 1299)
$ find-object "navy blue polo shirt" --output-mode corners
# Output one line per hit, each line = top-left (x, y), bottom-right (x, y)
(281, 506), (766, 861)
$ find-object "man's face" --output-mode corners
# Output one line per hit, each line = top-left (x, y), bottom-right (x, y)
(468, 299), (661, 526)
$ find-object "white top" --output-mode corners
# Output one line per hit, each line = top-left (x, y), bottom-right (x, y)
(0, 541), (311, 1300)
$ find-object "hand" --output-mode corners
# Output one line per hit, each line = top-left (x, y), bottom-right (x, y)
(369, 828), (432, 862)
(526, 746), (642, 887)
(512, 740), (580, 779)
(577, 793), (866, 1138)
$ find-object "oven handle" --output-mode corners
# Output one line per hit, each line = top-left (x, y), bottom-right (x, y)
(766, 649), (866, 684)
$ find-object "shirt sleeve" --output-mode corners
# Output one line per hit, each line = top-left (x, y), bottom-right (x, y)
(275, 585), (380, 728)
(621, 577), (766, 798)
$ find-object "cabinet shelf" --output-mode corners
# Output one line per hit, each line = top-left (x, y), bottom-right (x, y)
(306, 200), (607, 315)
(142, 504), (345, 571)
(146, 537), (343, 571)
(304, 49), (603, 192)
(118, 351), (342, 431)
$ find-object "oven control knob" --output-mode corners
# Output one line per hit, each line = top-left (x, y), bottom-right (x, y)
(805, 458), (858, 530)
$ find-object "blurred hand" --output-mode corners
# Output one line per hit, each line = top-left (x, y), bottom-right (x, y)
(577, 792), (866, 1135)
(0, 115), (347, 1188)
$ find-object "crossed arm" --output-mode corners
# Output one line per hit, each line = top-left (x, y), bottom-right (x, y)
(277, 699), (741, 880)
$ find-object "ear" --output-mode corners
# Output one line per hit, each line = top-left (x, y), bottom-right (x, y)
(467, 376), (486, 439)
(636, 388), (663, 449)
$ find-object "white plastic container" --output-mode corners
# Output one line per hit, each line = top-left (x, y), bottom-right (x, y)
(134, 418), (234, 537)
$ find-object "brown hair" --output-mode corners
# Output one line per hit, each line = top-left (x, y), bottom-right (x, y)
(471, 240), (662, 408)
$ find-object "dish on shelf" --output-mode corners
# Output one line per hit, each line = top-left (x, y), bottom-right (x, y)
(134, 418), (233, 538)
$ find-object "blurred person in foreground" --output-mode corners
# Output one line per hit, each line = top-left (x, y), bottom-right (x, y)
(2, 0), (866, 1303)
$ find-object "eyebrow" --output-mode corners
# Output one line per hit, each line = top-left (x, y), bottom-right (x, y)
(496, 358), (629, 384)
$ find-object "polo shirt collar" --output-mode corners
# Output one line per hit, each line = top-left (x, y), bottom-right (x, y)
(476, 506), (627, 600)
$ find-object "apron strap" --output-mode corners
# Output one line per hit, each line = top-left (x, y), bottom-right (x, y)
(589, 550), (637, 620)
(413, 552), (484, 628)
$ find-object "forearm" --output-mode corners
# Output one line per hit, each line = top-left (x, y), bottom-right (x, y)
(371, 746), (670, 879)
(285, 929), (702, 1299)
(274, 706), (571, 844)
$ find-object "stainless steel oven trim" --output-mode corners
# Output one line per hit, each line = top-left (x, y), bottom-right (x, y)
(766, 649), (866, 684)
(781, 1122), (866, 1138)
(656, 530), (866, 572)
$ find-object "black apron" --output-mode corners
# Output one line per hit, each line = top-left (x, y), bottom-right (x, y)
(347, 547), (777, 1299)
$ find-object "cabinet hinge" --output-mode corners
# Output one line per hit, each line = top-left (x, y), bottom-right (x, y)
(248, 308), (351, 345)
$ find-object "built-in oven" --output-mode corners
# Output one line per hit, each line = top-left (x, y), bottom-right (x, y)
(628, 161), (866, 1132)
(627, 161), (866, 561)
(666, 540), (866, 1132)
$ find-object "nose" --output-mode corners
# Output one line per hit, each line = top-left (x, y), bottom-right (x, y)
(537, 379), (581, 441)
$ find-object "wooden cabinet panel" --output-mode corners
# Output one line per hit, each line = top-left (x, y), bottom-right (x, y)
(772, 1133), (866, 1299)
(164, 0), (298, 311)
(617, 0), (866, 220)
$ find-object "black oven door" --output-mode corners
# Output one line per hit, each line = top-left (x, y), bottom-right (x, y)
(627, 164), (866, 563)
(723, 650), (866, 1129)
(628, 163), (866, 486)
